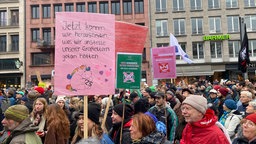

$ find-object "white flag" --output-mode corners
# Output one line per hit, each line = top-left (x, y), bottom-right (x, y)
(170, 33), (193, 64)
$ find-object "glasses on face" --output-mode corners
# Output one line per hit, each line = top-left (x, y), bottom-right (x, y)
(243, 120), (256, 128)
(180, 106), (193, 112)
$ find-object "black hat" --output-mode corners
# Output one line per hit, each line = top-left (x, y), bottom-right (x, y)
(149, 92), (157, 99)
(113, 103), (134, 120)
(129, 92), (138, 101)
(78, 102), (101, 125)
(182, 88), (193, 94)
(134, 98), (150, 114)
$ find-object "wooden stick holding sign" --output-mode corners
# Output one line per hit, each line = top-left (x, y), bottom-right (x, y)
(83, 96), (88, 139)
(36, 71), (42, 83)
(101, 95), (113, 132)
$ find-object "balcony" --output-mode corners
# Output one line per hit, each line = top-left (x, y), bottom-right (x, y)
(0, 19), (19, 28)
(37, 39), (55, 50)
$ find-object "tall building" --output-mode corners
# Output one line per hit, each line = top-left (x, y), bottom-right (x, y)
(0, 0), (25, 88)
(25, 0), (152, 88)
(149, 0), (256, 84)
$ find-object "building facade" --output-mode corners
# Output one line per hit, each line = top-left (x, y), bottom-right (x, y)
(149, 0), (256, 84)
(25, 0), (152, 88)
(0, 0), (25, 88)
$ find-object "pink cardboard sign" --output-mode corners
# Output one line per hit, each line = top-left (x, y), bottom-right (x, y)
(152, 46), (176, 79)
(54, 12), (115, 95)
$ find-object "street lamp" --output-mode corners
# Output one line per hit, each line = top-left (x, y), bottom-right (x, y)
(15, 59), (23, 68)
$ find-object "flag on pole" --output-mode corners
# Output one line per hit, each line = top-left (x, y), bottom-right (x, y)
(238, 25), (250, 73)
(170, 33), (193, 64)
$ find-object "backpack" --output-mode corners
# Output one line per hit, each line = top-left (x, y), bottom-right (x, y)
(1, 97), (10, 113)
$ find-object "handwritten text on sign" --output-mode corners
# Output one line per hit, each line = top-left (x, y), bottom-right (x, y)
(54, 12), (115, 96)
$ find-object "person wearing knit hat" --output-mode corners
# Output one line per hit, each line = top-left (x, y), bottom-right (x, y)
(109, 103), (134, 144)
(15, 91), (25, 104)
(180, 95), (230, 144)
(233, 113), (256, 143)
(56, 96), (66, 109)
(72, 102), (114, 144)
(218, 87), (229, 97)
(34, 86), (45, 95)
(1, 105), (42, 144)
(219, 99), (242, 138)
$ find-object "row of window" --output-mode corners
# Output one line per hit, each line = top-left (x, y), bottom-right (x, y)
(156, 15), (256, 36)
(31, 0), (144, 19)
(0, 35), (19, 52)
(156, 0), (256, 12)
(157, 40), (256, 60)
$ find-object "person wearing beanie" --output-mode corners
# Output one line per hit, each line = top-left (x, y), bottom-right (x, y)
(148, 92), (178, 143)
(15, 91), (24, 104)
(217, 87), (233, 118)
(166, 90), (181, 111)
(180, 95), (230, 144)
(56, 96), (71, 122)
(219, 99), (242, 139)
(1, 105), (42, 144)
(233, 113), (256, 143)
(109, 103), (134, 144)
(71, 102), (113, 144)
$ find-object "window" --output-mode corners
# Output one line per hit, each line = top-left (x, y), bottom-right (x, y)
(42, 5), (51, 18)
(43, 28), (51, 45)
(209, 17), (221, 33)
(100, 2), (109, 14)
(173, 0), (184, 11)
(228, 40), (240, 57)
(156, 43), (169, 47)
(10, 10), (19, 26)
(208, 0), (220, 9)
(173, 19), (185, 35)
(65, 3), (74, 12)
(210, 41), (222, 58)
(0, 10), (7, 26)
(77, 3), (85, 12)
(177, 43), (186, 60)
(32, 53), (51, 65)
(244, 15), (256, 31)
(156, 20), (168, 36)
(142, 48), (146, 61)
(244, 0), (256, 7)
(135, 0), (144, 14)
(156, 0), (167, 12)
(54, 4), (62, 17)
(31, 5), (39, 19)
(190, 0), (202, 10)
(249, 40), (256, 57)
(32, 29), (40, 42)
(0, 59), (18, 70)
(0, 35), (6, 52)
(123, 0), (132, 14)
(111, 1), (120, 14)
(88, 2), (97, 13)
(191, 18), (203, 34)
(11, 35), (19, 52)
(192, 42), (204, 59)
(227, 16), (239, 32)
(226, 0), (238, 8)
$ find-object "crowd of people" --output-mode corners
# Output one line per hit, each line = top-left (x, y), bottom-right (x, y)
(1, 78), (256, 144)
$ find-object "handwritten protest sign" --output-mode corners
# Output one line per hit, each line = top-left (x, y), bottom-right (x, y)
(115, 21), (148, 53)
(54, 12), (115, 95)
(116, 53), (142, 89)
(152, 46), (176, 79)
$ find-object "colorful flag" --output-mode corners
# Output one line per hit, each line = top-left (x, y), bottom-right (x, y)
(238, 25), (250, 73)
(170, 33), (193, 64)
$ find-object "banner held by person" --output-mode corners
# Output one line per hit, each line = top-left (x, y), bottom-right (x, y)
(170, 33), (193, 64)
(151, 46), (176, 79)
(54, 12), (115, 96)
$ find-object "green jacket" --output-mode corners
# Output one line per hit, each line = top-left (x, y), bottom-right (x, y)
(2, 117), (42, 144)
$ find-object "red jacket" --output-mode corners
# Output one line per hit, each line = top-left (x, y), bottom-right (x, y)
(180, 109), (229, 144)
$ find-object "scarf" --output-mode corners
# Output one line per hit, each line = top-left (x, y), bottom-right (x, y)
(219, 111), (230, 126)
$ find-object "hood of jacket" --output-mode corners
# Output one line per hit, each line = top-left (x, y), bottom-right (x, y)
(12, 117), (39, 134)
(139, 131), (166, 144)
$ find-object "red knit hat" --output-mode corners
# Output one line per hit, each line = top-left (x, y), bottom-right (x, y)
(218, 87), (229, 96)
(213, 85), (221, 90)
(246, 113), (256, 124)
(34, 86), (45, 95)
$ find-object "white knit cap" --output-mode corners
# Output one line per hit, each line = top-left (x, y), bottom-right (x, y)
(56, 96), (65, 103)
(182, 95), (207, 114)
